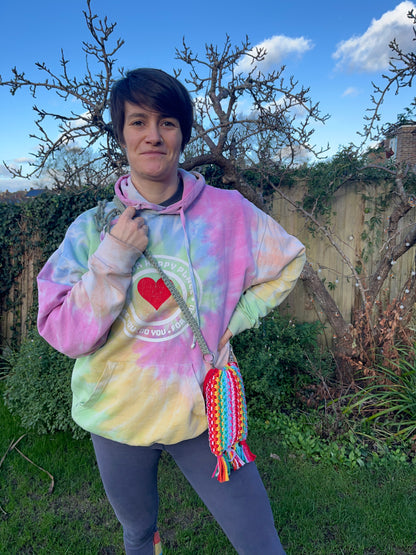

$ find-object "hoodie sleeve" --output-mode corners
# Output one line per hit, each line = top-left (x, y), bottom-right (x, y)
(37, 211), (141, 358)
(227, 206), (306, 337)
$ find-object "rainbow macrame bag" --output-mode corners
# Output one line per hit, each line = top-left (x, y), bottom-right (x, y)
(141, 249), (256, 483)
(203, 356), (256, 482)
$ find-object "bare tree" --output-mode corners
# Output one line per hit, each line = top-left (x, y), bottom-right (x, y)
(360, 9), (416, 145)
(41, 144), (109, 189)
(273, 159), (416, 384)
(175, 36), (329, 208)
(173, 15), (416, 385)
(289, 8), (416, 383)
(1, 7), (329, 198)
(0, 0), (124, 184)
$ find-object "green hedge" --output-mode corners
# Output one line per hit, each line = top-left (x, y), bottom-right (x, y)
(3, 330), (86, 438)
(232, 311), (330, 415)
(0, 183), (113, 344)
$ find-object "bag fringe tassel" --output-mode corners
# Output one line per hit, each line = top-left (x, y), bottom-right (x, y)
(213, 440), (257, 483)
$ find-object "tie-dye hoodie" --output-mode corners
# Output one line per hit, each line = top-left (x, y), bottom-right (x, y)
(37, 169), (306, 446)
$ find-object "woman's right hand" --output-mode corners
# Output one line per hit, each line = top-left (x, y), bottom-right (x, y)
(110, 206), (149, 252)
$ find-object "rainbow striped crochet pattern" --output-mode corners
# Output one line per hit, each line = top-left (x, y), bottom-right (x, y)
(203, 361), (256, 482)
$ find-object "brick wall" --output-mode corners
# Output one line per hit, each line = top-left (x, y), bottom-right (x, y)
(386, 124), (416, 165)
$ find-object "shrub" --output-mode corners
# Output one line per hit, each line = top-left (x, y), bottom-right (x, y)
(3, 330), (87, 439)
(345, 344), (416, 442)
(253, 410), (414, 468)
(232, 310), (333, 416)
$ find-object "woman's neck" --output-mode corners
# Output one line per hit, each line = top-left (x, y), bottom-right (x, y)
(130, 174), (179, 205)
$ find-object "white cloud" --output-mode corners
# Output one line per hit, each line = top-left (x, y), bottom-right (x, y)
(0, 172), (52, 193)
(14, 157), (33, 164)
(0, 174), (29, 192)
(275, 144), (311, 166)
(0, 164), (12, 177)
(0, 159), (41, 192)
(333, 1), (416, 72)
(237, 35), (314, 73)
(0, 158), (32, 178)
(342, 87), (360, 97)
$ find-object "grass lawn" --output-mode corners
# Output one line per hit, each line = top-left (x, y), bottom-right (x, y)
(1, 396), (416, 554)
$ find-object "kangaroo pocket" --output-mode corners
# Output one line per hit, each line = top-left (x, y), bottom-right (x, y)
(72, 360), (207, 445)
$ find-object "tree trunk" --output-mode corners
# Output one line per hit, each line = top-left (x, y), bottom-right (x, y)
(301, 261), (356, 385)
(332, 334), (356, 386)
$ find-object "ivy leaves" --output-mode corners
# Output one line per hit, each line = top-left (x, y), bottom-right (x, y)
(0, 183), (113, 342)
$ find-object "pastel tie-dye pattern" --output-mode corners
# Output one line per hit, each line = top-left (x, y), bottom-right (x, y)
(37, 170), (306, 446)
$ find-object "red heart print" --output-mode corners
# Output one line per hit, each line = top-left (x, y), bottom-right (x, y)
(137, 277), (171, 310)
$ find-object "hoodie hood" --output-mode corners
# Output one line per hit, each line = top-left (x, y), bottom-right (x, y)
(114, 169), (206, 214)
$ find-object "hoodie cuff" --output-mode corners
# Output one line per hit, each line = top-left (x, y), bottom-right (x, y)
(228, 307), (255, 337)
(92, 232), (142, 273)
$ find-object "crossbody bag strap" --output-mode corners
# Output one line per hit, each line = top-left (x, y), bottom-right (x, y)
(144, 249), (214, 363)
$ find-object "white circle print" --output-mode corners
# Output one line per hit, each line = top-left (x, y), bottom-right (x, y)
(120, 255), (202, 342)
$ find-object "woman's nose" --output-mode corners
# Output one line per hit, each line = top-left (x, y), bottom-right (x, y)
(145, 123), (163, 144)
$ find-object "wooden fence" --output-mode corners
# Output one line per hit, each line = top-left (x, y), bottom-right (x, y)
(0, 240), (43, 347)
(274, 179), (415, 343)
(1, 179), (415, 348)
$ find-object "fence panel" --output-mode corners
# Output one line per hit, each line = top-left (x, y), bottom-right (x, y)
(274, 180), (415, 343)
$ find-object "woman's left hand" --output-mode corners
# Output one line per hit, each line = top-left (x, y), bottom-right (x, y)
(218, 328), (233, 351)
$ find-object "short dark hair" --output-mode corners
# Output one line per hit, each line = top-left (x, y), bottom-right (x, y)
(110, 68), (193, 151)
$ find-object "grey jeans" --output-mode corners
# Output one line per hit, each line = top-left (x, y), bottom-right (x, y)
(91, 431), (286, 554)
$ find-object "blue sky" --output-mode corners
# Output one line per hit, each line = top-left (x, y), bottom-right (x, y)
(1, 0), (415, 191)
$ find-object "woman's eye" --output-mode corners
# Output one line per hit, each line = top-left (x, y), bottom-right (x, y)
(162, 120), (177, 127)
(132, 120), (144, 126)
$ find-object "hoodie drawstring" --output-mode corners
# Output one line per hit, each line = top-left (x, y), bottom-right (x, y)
(179, 207), (201, 347)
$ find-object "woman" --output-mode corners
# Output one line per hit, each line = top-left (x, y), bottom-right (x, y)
(37, 68), (306, 554)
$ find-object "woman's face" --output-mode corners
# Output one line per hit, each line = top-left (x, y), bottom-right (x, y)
(122, 101), (183, 188)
